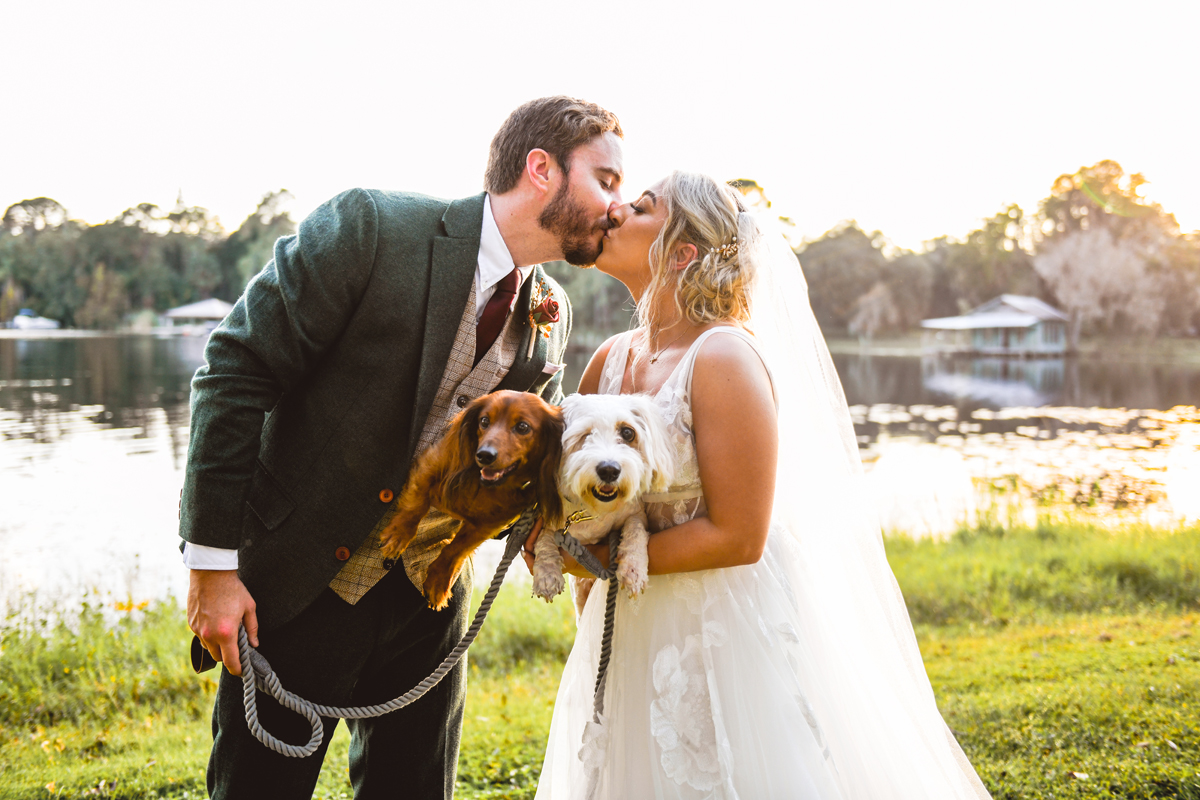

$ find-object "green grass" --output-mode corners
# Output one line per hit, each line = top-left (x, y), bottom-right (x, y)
(2, 525), (1199, 798)
(887, 522), (1200, 627)
(923, 614), (1200, 798)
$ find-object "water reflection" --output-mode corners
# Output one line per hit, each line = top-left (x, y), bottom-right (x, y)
(0, 336), (206, 468)
(0, 336), (208, 610)
(836, 352), (1200, 411)
(921, 356), (1065, 407)
(2, 337), (1198, 610)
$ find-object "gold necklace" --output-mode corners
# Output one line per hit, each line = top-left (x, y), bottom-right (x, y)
(628, 328), (689, 393)
(645, 328), (689, 364)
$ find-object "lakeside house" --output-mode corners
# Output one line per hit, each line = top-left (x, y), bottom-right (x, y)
(161, 298), (234, 336)
(920, 295), (1069, 356)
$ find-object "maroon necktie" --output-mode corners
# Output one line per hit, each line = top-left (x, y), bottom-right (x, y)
(475, 268), (520, 365)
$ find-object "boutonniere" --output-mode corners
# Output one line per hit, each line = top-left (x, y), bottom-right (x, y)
(527, 277), (560, 358)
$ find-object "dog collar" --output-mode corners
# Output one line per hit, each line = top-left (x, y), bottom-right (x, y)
(564, 509), (595, 532)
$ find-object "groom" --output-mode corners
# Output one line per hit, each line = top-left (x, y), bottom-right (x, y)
(180, 96), (624, 799)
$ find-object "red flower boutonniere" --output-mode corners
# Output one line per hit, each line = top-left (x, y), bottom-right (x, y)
(527, 278), (560, 358)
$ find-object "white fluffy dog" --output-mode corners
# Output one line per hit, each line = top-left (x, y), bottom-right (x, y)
(532, 393), (676, 614)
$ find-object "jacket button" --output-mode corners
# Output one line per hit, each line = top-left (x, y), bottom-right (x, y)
(335, 547), (351, 561)
(382, 558), (396, 570)
(379, 488), (394, 503)
(456, 395), (469, 408)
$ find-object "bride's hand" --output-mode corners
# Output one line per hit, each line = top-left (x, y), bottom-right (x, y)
(560, 543), (610, 579)
(520, 518), (545, 574)
(521, 523), (610, 579)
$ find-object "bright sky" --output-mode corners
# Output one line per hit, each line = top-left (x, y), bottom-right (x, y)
(3, 0), (1197, 251)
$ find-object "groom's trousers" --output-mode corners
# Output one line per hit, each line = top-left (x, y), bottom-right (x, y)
(206, 561), (472, 800)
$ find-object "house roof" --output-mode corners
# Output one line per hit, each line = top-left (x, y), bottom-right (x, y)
(970, 294), (1067, 321)
(920, 294), (1067, 329)
(921, 312), (1041, 330)
(164, 298), (234, 320)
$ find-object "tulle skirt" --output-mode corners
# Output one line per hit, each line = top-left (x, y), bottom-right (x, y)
(535, 526), (847, 800)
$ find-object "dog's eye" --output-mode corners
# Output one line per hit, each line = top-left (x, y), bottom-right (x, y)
(619, 426), (636, 443)
(479, 416), (490, 430)
(515, 420), (531, 435)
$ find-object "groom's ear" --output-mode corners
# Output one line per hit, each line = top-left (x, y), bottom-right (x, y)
(670, 242), (699, 271)
(525, 148), (556, 196)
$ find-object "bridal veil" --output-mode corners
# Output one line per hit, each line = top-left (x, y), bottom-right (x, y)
(739, 212), (991, 798)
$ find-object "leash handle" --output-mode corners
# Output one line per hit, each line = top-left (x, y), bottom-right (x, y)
(553, 530), (615, 580)
(194, 507), (540, 757)
(548, 527), (621, 722)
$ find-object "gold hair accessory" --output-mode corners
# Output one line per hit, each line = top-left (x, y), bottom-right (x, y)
(712, 235), (738, 260)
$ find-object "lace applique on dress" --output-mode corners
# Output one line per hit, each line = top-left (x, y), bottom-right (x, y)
(650, 636), (722, 791)
(672, 575), (703, 614)
(595, 328), (760, 793)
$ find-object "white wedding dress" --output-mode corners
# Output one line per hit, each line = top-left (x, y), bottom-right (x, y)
(535, 326), (991, 799)
(537, 327), (845, 799)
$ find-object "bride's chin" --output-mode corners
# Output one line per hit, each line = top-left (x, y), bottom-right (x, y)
(593, 251), (618, 277)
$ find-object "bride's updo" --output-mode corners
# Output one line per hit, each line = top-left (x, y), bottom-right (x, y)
(639, 172), (753, 337)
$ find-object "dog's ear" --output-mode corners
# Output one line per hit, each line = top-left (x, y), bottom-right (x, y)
(443, 398), (484, 497)
(559, 393), (581, 425)
(558, 394), (589, 460)
(630, 396), (677, 493)
(536, 403), (565, 526)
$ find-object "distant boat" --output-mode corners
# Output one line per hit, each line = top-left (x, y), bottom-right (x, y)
(10, 308), (61, 330)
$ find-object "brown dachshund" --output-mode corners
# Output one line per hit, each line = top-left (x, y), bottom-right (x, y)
(379, 390), (564, 610)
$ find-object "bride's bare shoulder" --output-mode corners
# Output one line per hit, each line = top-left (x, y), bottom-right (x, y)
(690, 329), (773, 404)
(578, 330), (636, 395)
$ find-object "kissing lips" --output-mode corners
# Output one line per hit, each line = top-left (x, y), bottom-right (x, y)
(591, 483), (619, 503)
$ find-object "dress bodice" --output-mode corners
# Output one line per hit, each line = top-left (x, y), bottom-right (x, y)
(597, 327), (766, 532)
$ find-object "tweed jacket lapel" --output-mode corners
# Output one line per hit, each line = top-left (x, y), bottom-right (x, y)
(406, 194), (485, 459)
(495, 264), (550, 393)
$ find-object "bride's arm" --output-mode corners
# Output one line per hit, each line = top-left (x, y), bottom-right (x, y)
(528, 331), (775, 577)
(644, 333), (777, 573)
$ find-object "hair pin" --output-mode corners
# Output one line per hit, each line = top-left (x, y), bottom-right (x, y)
(713, 235), (738, 260)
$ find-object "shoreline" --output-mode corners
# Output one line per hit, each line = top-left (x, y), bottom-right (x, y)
(0, 327), (205, 340)
(824, 333), (1200, 364)
(5, 328), (1199, 365)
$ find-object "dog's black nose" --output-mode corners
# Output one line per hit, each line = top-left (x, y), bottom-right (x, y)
(476, 447), (497, 466)
(596, 462), (621, 483)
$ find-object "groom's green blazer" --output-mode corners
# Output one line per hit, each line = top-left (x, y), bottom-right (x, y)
(179, 189), (572, 631)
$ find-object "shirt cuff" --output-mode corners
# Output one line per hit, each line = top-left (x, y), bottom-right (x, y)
(182, 542), (239, 570)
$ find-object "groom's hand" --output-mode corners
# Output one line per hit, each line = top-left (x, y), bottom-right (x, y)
(187, 569), (259, 676)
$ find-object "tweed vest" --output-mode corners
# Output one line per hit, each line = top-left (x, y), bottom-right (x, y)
(329, 279), (527, 604)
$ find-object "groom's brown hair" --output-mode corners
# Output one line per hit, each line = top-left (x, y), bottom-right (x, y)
(484, 96), (623, 194)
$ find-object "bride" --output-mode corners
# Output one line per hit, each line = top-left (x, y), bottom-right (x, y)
(529, 172), (991, 799)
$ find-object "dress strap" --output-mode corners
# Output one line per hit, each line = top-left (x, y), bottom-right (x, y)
(680, 327), (777, 408)
(597, 330), (635, 396)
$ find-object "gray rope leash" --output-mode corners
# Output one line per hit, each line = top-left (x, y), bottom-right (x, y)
(553, 527), (621, 723)
(237, 506), (540, 758)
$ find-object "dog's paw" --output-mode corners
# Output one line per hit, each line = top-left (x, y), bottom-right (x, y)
(423, 569), (454, 612)
(379, 533), (409, 560)
(616, 559), (648, 598)
(532, 568), (565, 602)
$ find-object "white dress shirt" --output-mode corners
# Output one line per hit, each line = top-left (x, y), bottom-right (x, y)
(183, 194), (532, 570)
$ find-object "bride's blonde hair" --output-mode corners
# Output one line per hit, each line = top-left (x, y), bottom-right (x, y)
(637, 172), (752, 341)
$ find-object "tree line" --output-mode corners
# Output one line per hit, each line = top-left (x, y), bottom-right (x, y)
(792, 161), (1200, 344)
(0, 191), (295, 329)
(3, 161), (1198, 343)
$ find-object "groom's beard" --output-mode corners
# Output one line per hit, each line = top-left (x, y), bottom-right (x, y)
(538, 180), (605, 267)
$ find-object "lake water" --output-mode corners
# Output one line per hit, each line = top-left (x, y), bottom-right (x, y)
(2, 335), (1198, 612)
